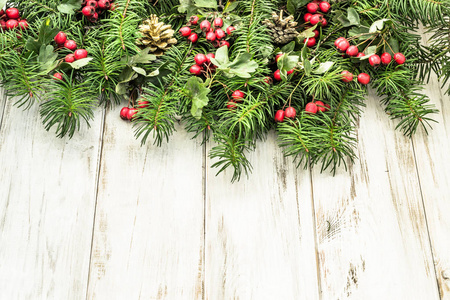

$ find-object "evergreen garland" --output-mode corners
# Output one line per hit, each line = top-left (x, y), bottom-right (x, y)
(0, 0), (448, 181)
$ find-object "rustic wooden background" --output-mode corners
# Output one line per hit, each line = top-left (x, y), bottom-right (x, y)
(1, 38), (450, 300)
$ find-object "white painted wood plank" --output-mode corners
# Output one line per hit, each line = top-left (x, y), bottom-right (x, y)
(412, 74), (450, 298)
(205, 132), (320, 300)
(0, 88), (6, 129)
(0, 98), (104, 299)
(310, 91), (440, 299)
(87, 106), (205, 300)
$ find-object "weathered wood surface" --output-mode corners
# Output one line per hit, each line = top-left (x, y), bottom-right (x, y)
(0, 97), (104, 299)
(310, 90), (441, 299)
(86, 105), (205, 300)
(205, 133), (320, 300)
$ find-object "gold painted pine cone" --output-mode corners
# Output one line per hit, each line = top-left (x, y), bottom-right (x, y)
(137, 14), (177, 56)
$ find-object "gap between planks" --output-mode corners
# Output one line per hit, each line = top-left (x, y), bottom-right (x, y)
(0, 89), (7, 132)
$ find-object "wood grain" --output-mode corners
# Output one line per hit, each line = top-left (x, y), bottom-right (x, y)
(412, 74), (450, 299)
(0, 97), (104, 299)
(86, 105), (205, 300)
(205, 132), (320, 300)
(0, 89), (6, 130)
(310, 91), (440, 299)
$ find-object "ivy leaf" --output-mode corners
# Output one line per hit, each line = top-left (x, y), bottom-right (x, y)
(287, 0), (309, 15)
(369, 19), (391, 33)
(297, 24), (317, 40)
(227, 53), (258, 78)
(195, 0), (217, 8)
(277, 54), (299, 73)
(224, 0), (239, 12)
(185, 77), (210, 120)
(347, 8), (360, 26)
(57, 0), (82, 15)
(312, 61), (334, 74)
(67, 57), (93, 69)
(38, 45), (58, 73)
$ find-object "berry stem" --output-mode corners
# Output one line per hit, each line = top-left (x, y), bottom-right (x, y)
(285, 73), (305, 109)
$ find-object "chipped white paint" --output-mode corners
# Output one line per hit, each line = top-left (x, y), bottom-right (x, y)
(86, 105), (205, 300)
(205, 132), (320, 300)
(0, 97), (104, 299)
(310, 90), (440, 299)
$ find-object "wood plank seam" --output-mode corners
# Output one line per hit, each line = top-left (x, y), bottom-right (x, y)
(308, 162), (324, 299)
(84, 107), (107, 300)
(202, 133), (207, 300)
(0, 90), (7, 132)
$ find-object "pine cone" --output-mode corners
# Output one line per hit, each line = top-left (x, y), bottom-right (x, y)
(137, 15), (177, 56)
(263, 11), (299, 45)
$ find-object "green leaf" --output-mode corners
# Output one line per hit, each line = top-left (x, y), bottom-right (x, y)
(131, 66), (160, 77)
(57, 0), (82, 15)
(304, 59), (312, 76)
(38, 44), (58, 73)
(277, 54), (299, 73)
(297, 25), (317, 40)
(178, 0), (197, 16)
(369, 19), (391, 33)
(195, 0), (217, 8)
(359, 46), (377, 59)
(287, 0), (309, 15)
(26, 18), (59, 53)
(67, 57), (93, 69)
(281, 41), (296, 53)
(213, 45), (230, 66)
(185, 77), (210, 120)
(128, 48), (157, 65)
(348, 26), (370, 40)
(337, 14), (351, 27)
(224, 0), (239, 12)
(227, 53), (258, 78)
(0, 0), (7, 9)
(387, 37), (399, 56)
(347, 8), (360, 26)
(312, 61), (334, 74)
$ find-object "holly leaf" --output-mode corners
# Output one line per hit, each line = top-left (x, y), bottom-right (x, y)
(57, 0), (82, 15)
(195, 0), (217, 8)
(297, 25), (317, 40)
(185, 77), (210, 120)
(277, 54), (299, 73)
(224, 0), (239, 12)
(227, 52), (258, 78)
(369, 19), (391, 33)
(38, 45), (58, 73)
(347, 8), (360, 26)
(67, 57), (93, 69)
(287, 0), (309, 15)
(312, 61), (334, 74)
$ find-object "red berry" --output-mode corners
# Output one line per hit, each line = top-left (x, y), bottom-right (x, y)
(86, 0), (98, 8)
(264, 77), (273, 84)
(110, 3), (116, 10)
(190, 64), (202, 75)
(226, 26), (235, 35)
(324, 103), (331, 111)
(82, 6), (95, 17)
(219, 40), (230, 48)
(120, 107), (130, 120)
(275, 110), (285, 122)
(0, 20), (6, 31)
(346, 45), (358, 57)
(6, 8), (20, 19)
(313, 29), (319, 38)
(227, 101), (237, 110)
(341, 71), (353, 83)
(304, 13), (313, 22)
(179, 26), (191, 37)
(356, 52), (365, 58)
(305, 102), (318, 114)
(213, 17), (223, 28)
(334, 37), (345, 47)
(138, 100), (150, 109)
(285, 106), (296, 118)
(232, 90), (245, 101)
(381, 52), (391, 65)
(215, 28), (226, 40)
(394, 52), (406, 65)
(18, 20), (28, 30)
(369, 54), (381, 67)
(315, 100), (326, 112)
(304, 37), (316, 47)
(54, 31), (67, 45)
(307, 3), (319, 13)
(190, 15), (199, 25)
(6, 19), (18, 30)
(65, 54), (76, 63)
(274, 69), (282, 81)
(89, 12), (99, 22)
(275, 53), (283, 62)
(74, 49), (88, 60)
(127, 108), (138, 120)
(188, 33), (198, 43)
(337, 39), (350, 51)
(200, 20), (211, 32)
(309, 14), (322, 25)
(205, 53), (215, 64)
(64, 40), (78, 51)
(194, 53), (208, 66)
(357, 73), (370, 85)
(0, 9), (4, 17)
(321, 17), (328, 27)
(287, 69), (294, 75)
(319, 1), (331, 13)
(53, 73), (63, 81)
(206, 31), (216, 42)
(98, 0), (110, 9)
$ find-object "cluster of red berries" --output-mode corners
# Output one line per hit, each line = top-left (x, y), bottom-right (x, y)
(189, 53), (216, 76)
(119, 100), (149, 121)
(274, 101), (330, 122)
(335, 37), (407, 85)
(226, 90), (245, 110)
(303, 0), (331, 48)
(52, 31), (89, 80)
(0, 8), (28, 31)
(81, 0), (116, 22)
(179, 15), (235, 48)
